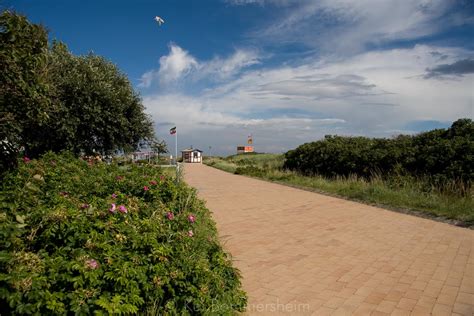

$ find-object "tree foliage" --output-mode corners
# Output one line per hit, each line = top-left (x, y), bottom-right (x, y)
(46, 42), (154, 156)
(0, 11), (52, 172)
(284, 119), (474, 187)
(148, 139), (168, 155)
(0, 11), (155, 174)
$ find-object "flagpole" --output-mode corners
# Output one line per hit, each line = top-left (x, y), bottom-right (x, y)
(175, 128), (178, 165)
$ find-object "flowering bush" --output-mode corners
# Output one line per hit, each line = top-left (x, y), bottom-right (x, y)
(0, 152), (246, 314)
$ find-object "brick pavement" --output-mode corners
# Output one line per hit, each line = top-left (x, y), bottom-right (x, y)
(184, 164), (474, 315)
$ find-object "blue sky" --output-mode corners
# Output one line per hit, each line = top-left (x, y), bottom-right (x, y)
(5, 0), (474, 155)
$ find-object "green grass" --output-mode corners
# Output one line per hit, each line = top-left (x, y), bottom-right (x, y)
(204, 157), (239, 173)
(205, 154), (474, 226)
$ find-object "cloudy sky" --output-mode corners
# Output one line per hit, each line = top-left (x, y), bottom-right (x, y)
(7, 0), (474, 155)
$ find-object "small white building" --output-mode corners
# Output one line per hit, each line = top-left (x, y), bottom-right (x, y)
(181, 148), (202, 163)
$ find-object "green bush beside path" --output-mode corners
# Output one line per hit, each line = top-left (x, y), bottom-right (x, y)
(0, 153), (246, 315)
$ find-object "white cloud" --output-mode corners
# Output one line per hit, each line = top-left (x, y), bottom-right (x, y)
(138, 1), (473, 155)
(138, 70), (155, 88)
(139, 44), (260, 89)
(198, 49), (260, 80)
(157, 44), (198, 84)
(138, 44), (198, 88)
(145, 93), (347, 154)
(247, 0), (465, 54)
(253, 74), (378, 99)
(145, 94), (345, 133)
(143, 44), (473, 155)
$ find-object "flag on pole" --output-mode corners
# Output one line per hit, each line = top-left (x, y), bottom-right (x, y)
(170, 127), (176, 135)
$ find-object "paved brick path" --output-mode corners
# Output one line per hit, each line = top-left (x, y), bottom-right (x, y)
(184, 164), (474, 315)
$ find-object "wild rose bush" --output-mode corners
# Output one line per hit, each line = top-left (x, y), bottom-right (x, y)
(0, 152), (246, 315)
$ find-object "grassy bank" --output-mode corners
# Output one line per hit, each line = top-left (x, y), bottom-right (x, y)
(205, 154), (474, 227)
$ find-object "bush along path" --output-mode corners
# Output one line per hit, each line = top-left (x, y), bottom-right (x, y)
(0, 152), (246, 315)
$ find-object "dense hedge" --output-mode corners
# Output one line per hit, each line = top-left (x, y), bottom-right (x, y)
(0, 153), (246, 315)
(284, 118), (474, 186)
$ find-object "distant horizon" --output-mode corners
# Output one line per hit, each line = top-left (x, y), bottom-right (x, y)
(5, 0), (473, 156)
(161, 118), (464, 156)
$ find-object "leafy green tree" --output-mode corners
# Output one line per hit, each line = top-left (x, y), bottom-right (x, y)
(149, 139), (168, 155)
(46, 42), (154, 156)
(0, 11), (52, 172)
(1, 11), (156, 174)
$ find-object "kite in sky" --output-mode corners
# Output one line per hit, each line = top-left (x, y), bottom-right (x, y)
(154, 16), (164, 26)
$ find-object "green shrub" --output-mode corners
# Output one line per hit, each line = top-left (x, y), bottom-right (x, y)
(0, 152), (246, 315)
(284, 119), (474, 191)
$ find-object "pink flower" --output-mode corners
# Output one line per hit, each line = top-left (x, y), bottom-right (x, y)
(118, 205), (127, 214)
(116, 176), (123, 181)
(143, 186), (149, 191)
(187, 230), (194, 237)
(149, 180), (157, 185)
(23, 156), (30, 163)
(188, 214), (196, 224)
(81, 203), (89, 209)
(86, 259), (99, 269)
(111, 193), (117, 199)
(109, 203), (117, 214)
(166, 212), (174, 220)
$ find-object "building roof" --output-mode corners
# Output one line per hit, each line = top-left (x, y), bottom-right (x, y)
(181, 148), (203, 152)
